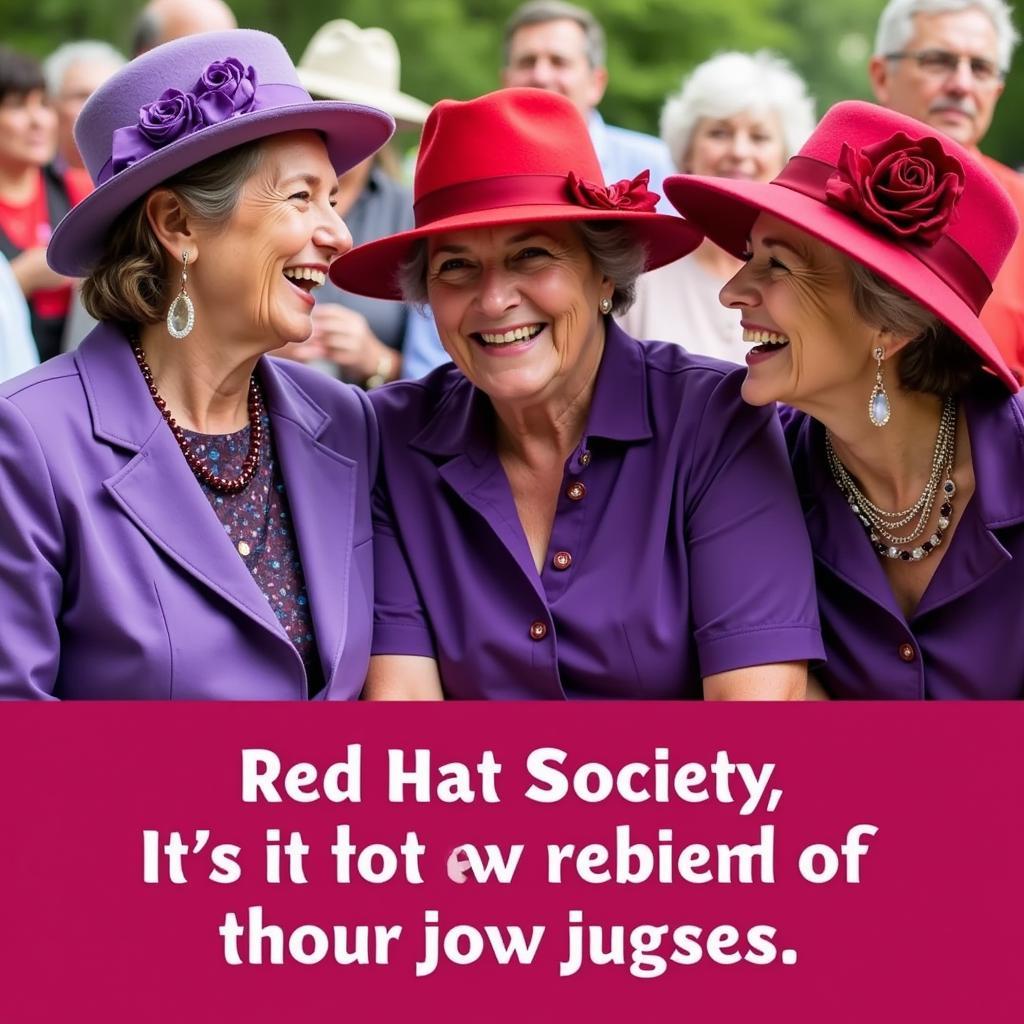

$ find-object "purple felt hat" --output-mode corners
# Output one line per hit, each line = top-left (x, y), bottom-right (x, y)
(48, 30), (395, 276)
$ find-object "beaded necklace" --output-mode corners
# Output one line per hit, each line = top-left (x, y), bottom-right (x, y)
(132, 341), (265, 495)
(826, 396), (957, 562)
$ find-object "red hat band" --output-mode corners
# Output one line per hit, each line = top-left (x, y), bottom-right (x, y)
(773, 154), (991, 315)
(413, 173), (574, 226)
(330, 88), (705, 300)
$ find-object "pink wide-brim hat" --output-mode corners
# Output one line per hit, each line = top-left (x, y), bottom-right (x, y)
(330, 88), (703, 300)
(663, 100), (1020, 392)
(48, 30), (395, 277)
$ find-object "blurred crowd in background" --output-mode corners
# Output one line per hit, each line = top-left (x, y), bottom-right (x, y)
(2, 0), (1023, 385)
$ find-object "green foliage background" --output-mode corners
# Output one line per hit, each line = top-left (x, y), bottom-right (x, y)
(4, 0), (1022, 165)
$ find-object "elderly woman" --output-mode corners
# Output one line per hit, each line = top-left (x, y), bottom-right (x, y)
(286, 18), (434, 388)
(0, 31), (394, 699)
(620, 51), (815, 361)
(330, 88), (823, 700)
(666, 101), (1024, 699)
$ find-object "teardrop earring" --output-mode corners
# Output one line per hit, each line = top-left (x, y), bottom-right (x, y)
(868, 346), (891, 427)
(166, 251), (195, 339)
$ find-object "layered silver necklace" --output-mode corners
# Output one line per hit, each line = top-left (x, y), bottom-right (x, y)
(825, 395), (957, 562)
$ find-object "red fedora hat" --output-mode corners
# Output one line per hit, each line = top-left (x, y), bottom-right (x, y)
(663, 100), (1020, 391)
(330, 87), (703, 299)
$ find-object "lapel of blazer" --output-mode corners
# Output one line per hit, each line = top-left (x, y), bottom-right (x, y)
(77, 326), (297, 656)
(259, 359), (358, 692)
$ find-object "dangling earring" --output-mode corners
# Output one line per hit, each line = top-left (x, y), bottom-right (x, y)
(166, 251), (195, 339)
(868, 346), (891, 427)
(599, 296), (613, 315)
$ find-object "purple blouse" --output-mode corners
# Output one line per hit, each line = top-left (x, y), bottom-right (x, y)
(784, 386), (1024, 699)
(369, 322), (823, 699)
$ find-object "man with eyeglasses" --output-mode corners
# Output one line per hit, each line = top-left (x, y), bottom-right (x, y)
(870, 0), (1024, 382)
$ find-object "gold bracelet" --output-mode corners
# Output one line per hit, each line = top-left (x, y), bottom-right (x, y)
(365, 348), (397, 389)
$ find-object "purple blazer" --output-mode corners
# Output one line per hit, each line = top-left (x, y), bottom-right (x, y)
(785, 386), (1024, 699)
(0, 324), (376, 700)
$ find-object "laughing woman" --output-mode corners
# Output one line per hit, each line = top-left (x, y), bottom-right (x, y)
(0, 32), (394, 699)
(330, 89), (824, 700)
(666, 101), (1024, 699)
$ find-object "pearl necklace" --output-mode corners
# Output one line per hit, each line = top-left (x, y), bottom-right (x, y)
(826, 396), (957, 562)
(132, 341), (265, 496)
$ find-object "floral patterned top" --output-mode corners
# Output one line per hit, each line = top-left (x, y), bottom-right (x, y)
(181, 411), (324, 695)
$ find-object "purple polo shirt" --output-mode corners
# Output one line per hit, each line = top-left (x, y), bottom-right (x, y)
(369, 322), (823, 699)
(784, 386), (1024, 699)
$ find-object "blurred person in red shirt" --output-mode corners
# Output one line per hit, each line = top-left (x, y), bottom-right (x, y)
(0, 45), (72, 362)
(870, 0), (1024, 384)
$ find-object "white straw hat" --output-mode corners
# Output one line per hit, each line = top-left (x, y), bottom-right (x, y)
(297, 20), (430, 131)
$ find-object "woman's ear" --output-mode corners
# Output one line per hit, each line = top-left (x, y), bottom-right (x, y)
(144, 189), (198, 266)
(876, 327), (919, 361)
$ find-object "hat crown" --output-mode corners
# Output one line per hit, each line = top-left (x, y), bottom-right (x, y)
(788, 101), (1017, 280)
(413, 88), (605, 205)
(75, 30), (308, 184)
(298, 20), (400, 93)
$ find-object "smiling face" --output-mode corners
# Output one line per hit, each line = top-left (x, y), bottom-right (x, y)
(869, 9), (1004, 148)
(684, 110), (787, 182)
(718, 213), (881, 416)
(0, 88), (56, 172)
(188, 131), (350, 351)
(425, 221), (612, 407)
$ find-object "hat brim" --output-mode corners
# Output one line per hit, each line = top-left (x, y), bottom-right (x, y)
(330, 206), (703, 300)
(48, 101), (395, 277)
(664, 174), (1018, 392)
(297, 67), (430, 130)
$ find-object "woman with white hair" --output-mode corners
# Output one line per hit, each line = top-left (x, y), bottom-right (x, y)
(620, 51), (816, 361)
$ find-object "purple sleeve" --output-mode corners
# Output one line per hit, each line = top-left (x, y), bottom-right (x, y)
(0, 397), (63, 699)
(685, 373), (823, 677)
(370, 462), (436, 658)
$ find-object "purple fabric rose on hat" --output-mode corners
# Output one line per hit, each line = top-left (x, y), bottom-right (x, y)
(137, 88), (204, 146)
(195, 58), (258, 123)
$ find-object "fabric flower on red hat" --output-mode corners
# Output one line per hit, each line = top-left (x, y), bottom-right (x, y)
(567, 169), (660, 213)
(824, 132), (965, 246)
(195, 58), (258, 122)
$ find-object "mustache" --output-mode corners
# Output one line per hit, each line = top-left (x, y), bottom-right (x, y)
(928, 100), (977, 118)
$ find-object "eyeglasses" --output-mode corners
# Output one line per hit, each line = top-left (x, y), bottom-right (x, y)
(885, 49), (1003, 85)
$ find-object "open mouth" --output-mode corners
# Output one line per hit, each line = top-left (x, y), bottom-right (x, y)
(743, 328), (790, 354)
(283, 266), (327, 293)
(472, 323), (545, 347)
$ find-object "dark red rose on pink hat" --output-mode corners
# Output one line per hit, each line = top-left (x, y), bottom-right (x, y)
(825, 131), (965, 245)
(567, 169), (660, 213)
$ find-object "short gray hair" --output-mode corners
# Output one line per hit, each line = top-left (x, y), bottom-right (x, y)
(846, 257), (984, 394)
(397, 221), (647, 315)
(43, 40), (125, 97)
(502, 1), (606, 69)
(874, 0), (1020, 73)
(659, 51), (816, 171)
